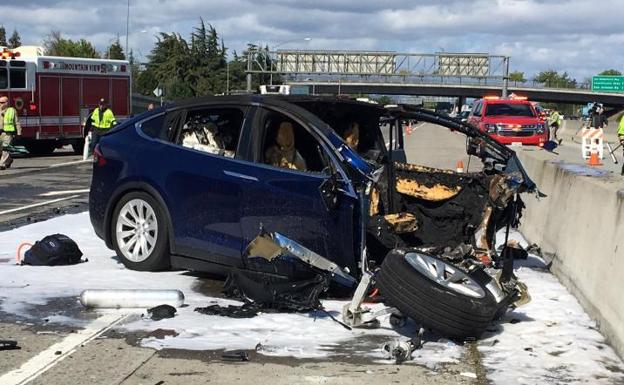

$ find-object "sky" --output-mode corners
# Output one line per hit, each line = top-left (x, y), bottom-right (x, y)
(1, 0), (623, 81)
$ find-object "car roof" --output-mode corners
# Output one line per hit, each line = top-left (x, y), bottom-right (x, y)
(161, 94), (387, 136)
(479, 98), (532, 104)
(167, 94), (386, 111)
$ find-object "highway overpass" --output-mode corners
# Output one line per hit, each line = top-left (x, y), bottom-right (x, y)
(288, 81), (624, 113)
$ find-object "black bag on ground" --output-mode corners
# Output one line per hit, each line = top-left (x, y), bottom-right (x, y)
(23, 234), (83, 266)
(223, 257), (330, 313)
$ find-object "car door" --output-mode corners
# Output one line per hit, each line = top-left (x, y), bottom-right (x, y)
(468, 101), (483, 128)
(235, 106), (359, 273)
(160, 104), (251, 267)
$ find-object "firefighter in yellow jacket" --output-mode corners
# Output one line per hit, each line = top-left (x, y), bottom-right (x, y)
(0, 95), (19, 170)
(89, 98), (117, 154)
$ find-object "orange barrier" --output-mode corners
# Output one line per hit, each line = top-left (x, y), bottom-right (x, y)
(588, 150), (603, 166)
(456, 160), (464, 173)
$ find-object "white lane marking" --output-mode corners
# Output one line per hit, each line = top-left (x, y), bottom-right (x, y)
(0, 313), (128, 385)
(49, 159), (90, 168)
(39, 189), (90, 197)
(0, 195), (81, 216)
(411, 122), (426, 131)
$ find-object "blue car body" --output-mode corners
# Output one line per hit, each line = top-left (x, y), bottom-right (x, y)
(90, 95), (534, 278)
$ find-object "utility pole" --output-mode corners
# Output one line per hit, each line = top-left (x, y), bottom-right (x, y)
(125, 0), (130, 57)
(246, 50), (252, 92)
(502, 56), (510, 98)
(226, 61), (230, 95)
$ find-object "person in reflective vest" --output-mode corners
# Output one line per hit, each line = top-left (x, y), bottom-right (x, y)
(0, 95), (19, 170)
(89, 98), (117, 154)
(548, 109), (561, 144)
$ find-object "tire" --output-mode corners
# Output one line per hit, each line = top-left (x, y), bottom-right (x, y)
(110, 191), (170, 271)
(25, 141), (56, 156)
(376, 249), (498, 340)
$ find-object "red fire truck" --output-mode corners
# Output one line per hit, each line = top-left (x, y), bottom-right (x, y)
(0, 46), (131, 155)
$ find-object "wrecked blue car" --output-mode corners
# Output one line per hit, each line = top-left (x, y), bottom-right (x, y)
(89, 95), (535, 339)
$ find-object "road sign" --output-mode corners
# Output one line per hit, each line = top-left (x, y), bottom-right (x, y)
(153, 87), (163, 97)
(592, 76), (624, 93)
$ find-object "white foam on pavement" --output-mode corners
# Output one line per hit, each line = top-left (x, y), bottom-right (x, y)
(480, 229), (624, 384)
(0, 212), (460, 366)
(1, 212), (623, 383)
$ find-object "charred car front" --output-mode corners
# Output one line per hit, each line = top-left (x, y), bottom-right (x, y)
(89, 95), (535, 339)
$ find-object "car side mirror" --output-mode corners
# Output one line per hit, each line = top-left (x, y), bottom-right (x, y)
(319, 174), (340, 211)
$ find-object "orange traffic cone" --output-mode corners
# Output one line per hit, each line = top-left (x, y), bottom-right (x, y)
(587, 150), (603, 166)
(456, 160), (465, 173)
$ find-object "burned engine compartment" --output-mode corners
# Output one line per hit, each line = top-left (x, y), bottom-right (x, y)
(367, 161), (524, 267)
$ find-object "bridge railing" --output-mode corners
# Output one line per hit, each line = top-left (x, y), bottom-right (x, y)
(284, 74), (591, 90)
(246, 49), (592, 92)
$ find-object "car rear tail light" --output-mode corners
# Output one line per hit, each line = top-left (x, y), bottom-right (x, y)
(93, 144), (106, 167)
(29, 103), (37, 112)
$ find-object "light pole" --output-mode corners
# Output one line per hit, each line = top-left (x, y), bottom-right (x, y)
(269, 37), (311, 85)
(125, 0), (130, 57)
(226, 61), (230, 95)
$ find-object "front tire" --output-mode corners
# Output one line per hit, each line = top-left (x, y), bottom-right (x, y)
(377, 249), (498, 340)
(111, 191), (170, 271)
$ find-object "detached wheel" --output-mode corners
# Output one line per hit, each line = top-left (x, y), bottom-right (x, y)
(111, 191), (170, 271)
(377, 249), (497, 340)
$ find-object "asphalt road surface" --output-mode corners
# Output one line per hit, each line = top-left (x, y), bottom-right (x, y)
(0, 148), (91, 231)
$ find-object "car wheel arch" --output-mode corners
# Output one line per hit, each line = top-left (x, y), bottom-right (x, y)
(104, 182), (175, 254)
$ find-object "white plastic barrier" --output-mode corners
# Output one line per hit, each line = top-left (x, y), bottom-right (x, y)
(581, 128), (604, 160)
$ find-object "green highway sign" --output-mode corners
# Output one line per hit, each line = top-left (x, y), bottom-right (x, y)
(592, 75), (624, 93)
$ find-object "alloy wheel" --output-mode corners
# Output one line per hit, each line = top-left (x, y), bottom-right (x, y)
(404, 252), (486, 298)
(115, 198), (158, 262)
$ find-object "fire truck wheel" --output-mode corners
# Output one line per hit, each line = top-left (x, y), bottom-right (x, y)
(71, 139), (85, 155)
(376, 249), (498, 340)
(25, 141), (56, 156)
(111, 191), (171, 271)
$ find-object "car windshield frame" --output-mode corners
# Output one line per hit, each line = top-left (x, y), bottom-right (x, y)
(485, 103), (536, 117)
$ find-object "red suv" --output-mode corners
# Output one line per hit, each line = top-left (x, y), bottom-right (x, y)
(468, 97), (548, 146)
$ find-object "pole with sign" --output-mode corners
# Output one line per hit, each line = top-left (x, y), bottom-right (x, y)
(153, 86), (163, 106)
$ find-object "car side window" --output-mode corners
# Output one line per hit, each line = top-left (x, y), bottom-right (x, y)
(473, 102), (482, 117)
(254, 108), (328, 174)
(138, 113), (167, 140)
(177, 107), (244, 158)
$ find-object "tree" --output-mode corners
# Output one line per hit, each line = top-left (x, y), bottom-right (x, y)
(43, 31), (100, 58)
(599, 69), (622, 76)
(509, 71), (526, 82)
(0, 26), (7, 46)
(142, 32), (194, 99)
(106, 38), (125, 60)
(8, 29), (21, 48)
(534, 70), (577, 89)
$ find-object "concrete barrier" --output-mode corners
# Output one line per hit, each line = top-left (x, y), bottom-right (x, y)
(516, 149), (624, 358)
